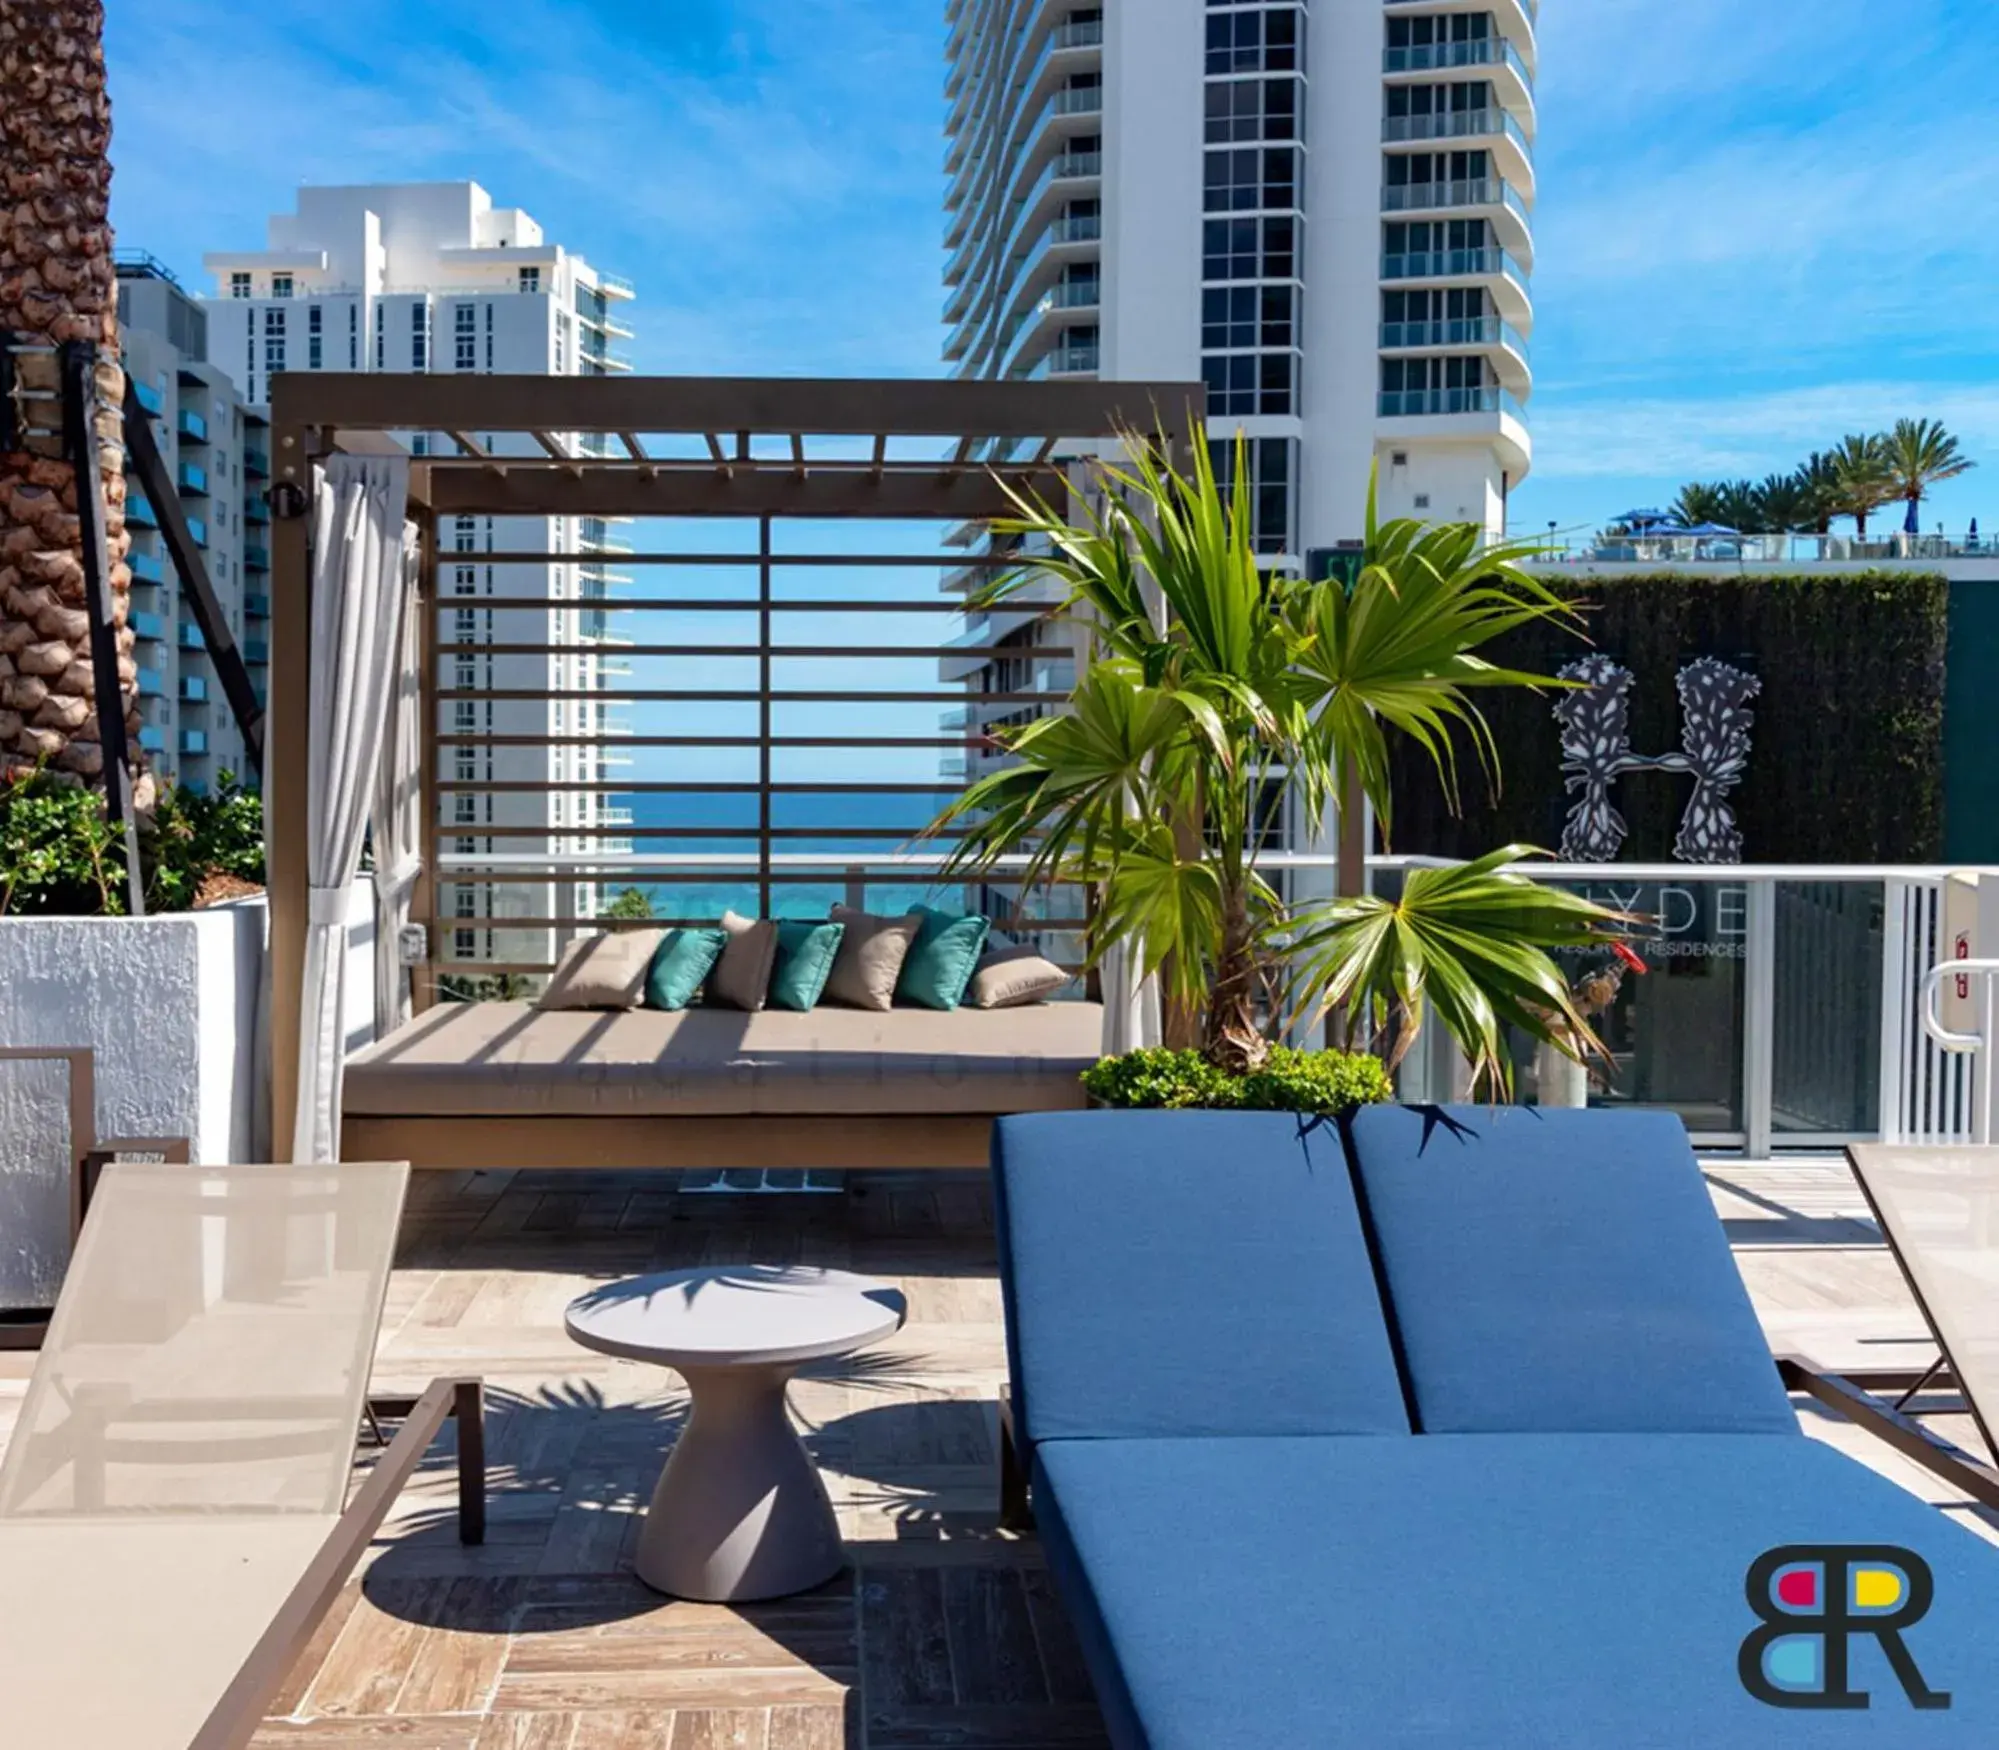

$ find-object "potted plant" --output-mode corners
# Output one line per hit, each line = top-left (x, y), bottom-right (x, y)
(924, 427), (1630, 1107)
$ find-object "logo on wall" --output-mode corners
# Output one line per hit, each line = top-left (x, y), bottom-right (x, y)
(1553, 654), (1760, 864)
(1739, 1545), (1949, 1711)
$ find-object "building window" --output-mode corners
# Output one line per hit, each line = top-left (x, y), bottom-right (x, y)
(229, 272), (252, 300)
(373, 301), (385, 369)
(410, 301), (429, 371)
(519, 266), (540, 293)
(1205, 5), (1299, 74)
(484, 303), (494, 369)
(307, 303), (323, 369)
(1209, 435), (1297, 556)
(555, 312), (568, 373)
(262, 306), (286, 373)
(1203, 145), (1302, 213)
(454, 302), (477, 371)
(1201, 350), (1297, 417)
(1202, 284), (1297, 350)
(348, 302), (358, 368)
(271, 274), (293, 299)
(1204, 77), (1298, 145)
(1201, 215), (1297, 281)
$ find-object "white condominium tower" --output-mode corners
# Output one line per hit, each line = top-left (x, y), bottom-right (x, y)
(942, 0), (1535, 555)
(202, 183), (636, 977)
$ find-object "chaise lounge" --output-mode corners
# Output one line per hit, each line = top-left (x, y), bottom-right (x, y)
(993, 1105), (1999, 1745)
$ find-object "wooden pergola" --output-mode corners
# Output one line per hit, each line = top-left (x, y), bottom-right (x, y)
(265, 374), (1204, 1160)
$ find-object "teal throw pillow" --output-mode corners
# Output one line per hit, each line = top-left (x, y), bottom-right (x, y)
(898, 906), (991, 1010)
(769, 919), (845, 1011)
(645, 927), (727, 1011)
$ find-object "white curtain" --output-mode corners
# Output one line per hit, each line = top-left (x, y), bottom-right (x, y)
(1099, 939), (1162, 1057)
(294, 455), (415, 1164)
(371, 535), (424, 1038)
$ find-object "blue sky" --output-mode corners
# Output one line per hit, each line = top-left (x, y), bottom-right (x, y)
(108, 0), (1999, 539)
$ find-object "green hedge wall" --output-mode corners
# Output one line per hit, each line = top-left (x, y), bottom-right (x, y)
(1388, 570), (1949, 865)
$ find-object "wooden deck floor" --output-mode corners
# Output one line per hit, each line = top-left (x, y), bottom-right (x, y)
(1, 1154), (1993, 1747)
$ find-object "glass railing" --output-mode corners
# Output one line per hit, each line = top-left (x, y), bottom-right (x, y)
(1387, 0), (1535, 19)
(1379, 317), (1529, 358)
(1044, 278), (1102, 311)
(243, 448), (269, 477)
(132, 381), (163, 416)
(244, 639), (270, 665)
(1053, 18), (1103, 48)
(180, 676), (208, 704)
(244, 545), (270, 572)
(178, 730), (208, 756)
(1383, 177), (1530, 231)
(1026, 341), (1100, 379)
(1383, 38), (1533, 89)
(128, 495), (158, 528)
(1382, 108), (1531, 155)
(244, 593), (271, 619)
(136, 667), (163, 698)
(1381, 246), (1530, 286)
(176, 409), (208, 443)
(244, 497), (269, 525)
(178, 622), (204, 651)
(185, 516), (208, 547)
(1377, 385), (1529, 420)
(137, 726), (165, 753)
(130, 611), (164, 642)
(1052, 85), (1103, 116)
(129, 550), (165, 585)
(1049, 213), (1102, 243)
(176, 463), (207, 495)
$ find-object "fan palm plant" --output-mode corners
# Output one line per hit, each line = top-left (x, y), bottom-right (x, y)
(1884, 418), (1975, 533)
(1797, 451), (1842, 535)
(1828, 433), (1896, 538)
(1751, 472), (1815, 534)
(925, 428), (1626, 1087)
(1670, 482), (1730, 528)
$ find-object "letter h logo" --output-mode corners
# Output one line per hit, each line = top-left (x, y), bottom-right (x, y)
(1739, 1545), (1949, 1710)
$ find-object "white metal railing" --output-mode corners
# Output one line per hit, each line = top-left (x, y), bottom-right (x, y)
(1918, 956), (1996, 1142)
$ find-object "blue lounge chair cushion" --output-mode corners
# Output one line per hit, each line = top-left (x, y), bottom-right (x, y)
(1035, 1431), (1999, 1748)
(1346, 1104), (1798, 1434)
(992, 1112), (1411, 1445)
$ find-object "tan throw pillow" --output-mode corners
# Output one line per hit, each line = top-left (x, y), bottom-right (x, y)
(537, 928), (665, 1010)
(824, 907), (921, 1012)
(969, 943), (1071, 1009)
(710, 911), (779, 1011)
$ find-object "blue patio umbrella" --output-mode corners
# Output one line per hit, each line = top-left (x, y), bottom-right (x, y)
(1612, 507), (1670, 527)
(1669, 521), (1740, 537)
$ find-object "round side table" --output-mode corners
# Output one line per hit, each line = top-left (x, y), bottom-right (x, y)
(564, 1264), (905, 1601)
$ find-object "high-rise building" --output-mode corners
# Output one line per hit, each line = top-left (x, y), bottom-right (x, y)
(942, 0), (1535, 553)
(115, 251), (266, 796)
(201, 183), (637, 974)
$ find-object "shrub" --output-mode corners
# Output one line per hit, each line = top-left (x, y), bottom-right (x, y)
(1082, 1045), (1393, 1114)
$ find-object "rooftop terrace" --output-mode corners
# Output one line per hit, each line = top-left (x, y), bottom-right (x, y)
(0, 1156), (1984, 1747)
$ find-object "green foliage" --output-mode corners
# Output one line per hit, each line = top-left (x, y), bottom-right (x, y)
(1081, 1044), (1393, 1114)
(602, 886), (656, 920)
(1288, 846), (1632, 1092)
(0, 766), (266, 916)
(1389, 571), (1949, 864)
(925, 425), (1608, 1077)
(1669, 421), (1972, 537)
(438, 972), (533, 1002)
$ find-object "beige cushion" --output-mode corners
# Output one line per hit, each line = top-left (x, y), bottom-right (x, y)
(970, 944), (1071, 1009)
(536, 929), (666, 1010)
(824, 907), (920, 1012)
(710, 911), (779, 1011)
(344, 1000), (1107, 1118)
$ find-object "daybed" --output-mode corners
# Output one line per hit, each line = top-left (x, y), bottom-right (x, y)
(343, 998), (1103, 1169)
(993, 1105), (1999, 1747)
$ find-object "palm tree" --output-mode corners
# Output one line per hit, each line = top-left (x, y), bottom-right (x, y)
(0, 1), (139, 796)
(1828, 433), (1896, 538)
(927, 429), (1623, 1085)
(1712, 479), (1761, 533)
(1671, 482), (1730, 528)
(1751, 472), (1815, 534)
(1797, 451), (1842, 535)
(1884, 417), (1975, 534)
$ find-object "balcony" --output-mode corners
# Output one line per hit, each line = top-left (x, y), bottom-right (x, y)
(1049, 213), (1101, 245)
(1383, 105), (1532, 151)
(245, 638), (269, 665)
(1377, 384), (1528, 421)
(180, 675), (208, 703)
(244, 545), (270, 572)
(244, 592), (271, 619)
(1033, 341), (1100, 378)
(176, 408), (208, 444)
(244, 497), (270, 526)
(1052, 85), (1102, 117)
(179, 623), (205, 651)
(1383, 36), (1535, 115)
(1380, 316), (1530, 360)
(596, 271), (636, 299)
(129, 549), (165, 586)
(131, 380), (163, 417)
(185, 516), (208, 547)
(129, 610), (164, 642)
(1382, 175), (1532, 249)
(1381, 247), (1531, 322)
(176, 462), (208, 496)
(243, 447), (269, 478)
(178, 729), (208, 756)
(127, 494), (159, 529)
(137, 724), (165, 753)
(1053, 17), (1102, 49)
(136, 667), (163, 699)
(1385, 0), (1537, 48)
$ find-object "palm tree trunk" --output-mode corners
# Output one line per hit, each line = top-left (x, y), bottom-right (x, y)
(0, 1), (142, 798)
(1205, 876), (1266, 1076)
